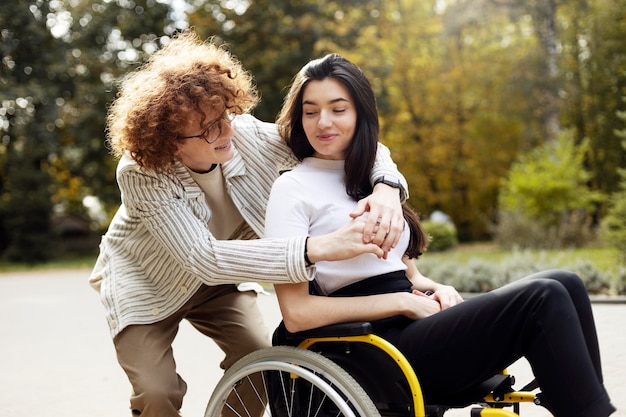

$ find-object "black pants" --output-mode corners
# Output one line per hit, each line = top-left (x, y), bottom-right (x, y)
(387, 269), (614, 417)
(274, 269), (615, 417)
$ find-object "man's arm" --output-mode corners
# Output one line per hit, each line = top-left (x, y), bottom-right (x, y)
(370, 142), (409, 201)
(353, 142), (409, 253)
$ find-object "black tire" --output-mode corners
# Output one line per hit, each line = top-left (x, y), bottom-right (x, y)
(204, 346), (381, 417)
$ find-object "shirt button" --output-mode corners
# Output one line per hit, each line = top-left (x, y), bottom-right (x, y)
(180, 285), (188, 294)
(151, 308), (160, 316)
(111, 320), (118, 329)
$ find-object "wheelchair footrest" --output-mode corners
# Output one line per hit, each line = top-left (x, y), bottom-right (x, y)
(471, 407), (520, 417)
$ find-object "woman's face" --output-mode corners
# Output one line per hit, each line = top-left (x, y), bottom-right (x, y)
(301, 78), (357, 160)
(174, 105), (235, 172)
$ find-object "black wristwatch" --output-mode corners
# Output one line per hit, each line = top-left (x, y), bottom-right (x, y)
(373, 175), (405, 201)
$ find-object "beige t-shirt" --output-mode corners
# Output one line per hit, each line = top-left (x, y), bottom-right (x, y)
(188, 165), (245, 240)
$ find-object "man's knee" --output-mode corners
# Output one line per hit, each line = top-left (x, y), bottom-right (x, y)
(220, 333), (271, 371)
(129, 374), (187, 417)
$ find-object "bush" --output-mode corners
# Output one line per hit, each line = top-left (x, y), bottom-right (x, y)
(600, 182), (626, 263)
(572, 260), (612, 294)
(457, 258), (500, 292)
(422, 220), (458, 252)
(615, 267), (626, 295)
(496, 131), (603, 250)
(604, 108), (626, 263)
(416, 251), (617, 294)
(493, 210), (596, 250)
(496, 251), (547, 285)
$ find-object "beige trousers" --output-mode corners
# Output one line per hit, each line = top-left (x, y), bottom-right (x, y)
(114, 284), (270, 417)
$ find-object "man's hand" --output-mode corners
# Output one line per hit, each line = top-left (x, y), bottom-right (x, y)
(349, 184), (404, 256)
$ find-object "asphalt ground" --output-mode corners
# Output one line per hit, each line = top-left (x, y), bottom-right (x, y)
(0, 269), (623, 417)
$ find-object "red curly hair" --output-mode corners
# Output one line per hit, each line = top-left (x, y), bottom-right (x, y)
(106, 30), (259, 173)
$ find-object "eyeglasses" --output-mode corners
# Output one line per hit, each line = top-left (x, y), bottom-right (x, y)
(178, 116), (232, 145)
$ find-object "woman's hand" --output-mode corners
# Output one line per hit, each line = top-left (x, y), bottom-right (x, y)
(400, 291), (442, 320)
(349, 184), (404, 256)
(432, 284), (464, 310)
(307, 216), (385, 263)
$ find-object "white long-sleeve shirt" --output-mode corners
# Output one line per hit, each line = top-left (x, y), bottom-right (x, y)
(264, 157), (410, 295)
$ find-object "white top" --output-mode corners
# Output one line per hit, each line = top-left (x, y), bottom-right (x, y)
(265, 157), (409, 295)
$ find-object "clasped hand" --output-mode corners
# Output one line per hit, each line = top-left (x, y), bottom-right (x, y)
(350, 187), (404, 257)
(404, 285), (463, 319)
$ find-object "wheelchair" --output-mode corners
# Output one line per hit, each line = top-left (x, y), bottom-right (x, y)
(204, 321), (545, 417)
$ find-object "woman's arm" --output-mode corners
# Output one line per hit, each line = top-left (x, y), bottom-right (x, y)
(274, 281), (441, 333)
(403, 258), (464, 310)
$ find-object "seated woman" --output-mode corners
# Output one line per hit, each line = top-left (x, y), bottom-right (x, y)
(264, 53), (615, 417)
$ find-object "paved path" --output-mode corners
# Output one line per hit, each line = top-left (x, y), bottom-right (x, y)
(0, 269), (623, 417)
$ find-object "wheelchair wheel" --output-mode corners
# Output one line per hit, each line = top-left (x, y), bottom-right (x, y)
(204, 346), (381, 417)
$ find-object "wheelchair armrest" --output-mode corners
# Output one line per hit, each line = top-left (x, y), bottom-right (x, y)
(285, 322), (373, 341)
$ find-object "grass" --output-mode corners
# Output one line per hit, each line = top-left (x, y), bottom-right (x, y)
(0, 255), (97, 274)
(422, 242), (621, 274)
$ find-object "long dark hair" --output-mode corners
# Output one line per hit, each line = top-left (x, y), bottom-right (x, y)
(277, 54), (378, 201)
(277, 54), (428, 258)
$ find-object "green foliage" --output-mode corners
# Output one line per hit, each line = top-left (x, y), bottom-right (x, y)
(616, 267), (626, 295)
(493, 210), (596, 250)
(422, 220), (458, 252)
(573, 260), (613, 294)
(0, 0), (174, 261)
(562, 0), (626, 196)
(499, 131), (601, 221)
(496, 130), (604, 248)
(1, 0), (626, 261)
(0, 1), (62, 262)
(417, 249), (617, 294)
(189, 0), (378, 121)
(601, 190), (626, 260)
(600, 112), (626, 261)
(0, 151), (54, 262)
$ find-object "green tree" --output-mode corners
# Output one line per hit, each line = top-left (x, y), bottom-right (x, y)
(2, 0), (625, 260)
(497, 130), (604, 248)
(601, 103), (626, 261)
(188, 0), (383, 121)
(57, 0), (175, 217)
(334, 0), (541, 240)
(0, 0), (176, 261)
(0, 1), (69, 262)
(560, 0), (626, 199)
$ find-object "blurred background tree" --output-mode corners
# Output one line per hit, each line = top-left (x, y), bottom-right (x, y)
(0, 0), (624, 263)
(600, 97), (626, 261)
(495, 130), (604, 249)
